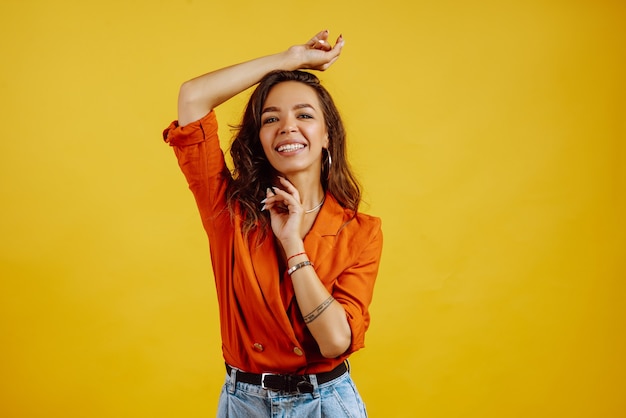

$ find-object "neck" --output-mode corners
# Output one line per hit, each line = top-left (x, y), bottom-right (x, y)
(280, 173), (324, 213)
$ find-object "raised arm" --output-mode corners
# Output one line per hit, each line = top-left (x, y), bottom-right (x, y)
(177, 30), (344, 126)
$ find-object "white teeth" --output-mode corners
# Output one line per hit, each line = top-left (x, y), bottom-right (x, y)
(277, 143), (305, 152)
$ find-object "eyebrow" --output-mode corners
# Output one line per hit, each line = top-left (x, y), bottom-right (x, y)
(261, 103), (316, 114)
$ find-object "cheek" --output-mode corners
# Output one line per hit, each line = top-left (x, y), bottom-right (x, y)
(259, 132), (275, 158)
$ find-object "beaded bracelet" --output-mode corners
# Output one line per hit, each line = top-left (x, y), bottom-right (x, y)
(287, 260), (314, 276)
(287, 251), (307, 262)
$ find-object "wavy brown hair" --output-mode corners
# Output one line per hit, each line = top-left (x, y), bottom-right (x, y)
(227, 70), (361, 239)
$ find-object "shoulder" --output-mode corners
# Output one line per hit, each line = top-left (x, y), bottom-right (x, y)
(354, 211), (381, 227)
(351, 211), (381, 232)
(318, 195), (382, 244)
(339, 209), (382, 244)
(331, 210), (383, 270)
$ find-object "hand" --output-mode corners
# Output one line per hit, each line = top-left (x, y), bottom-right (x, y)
(288, 30), (345, 71)
(260, 177), (305, 246)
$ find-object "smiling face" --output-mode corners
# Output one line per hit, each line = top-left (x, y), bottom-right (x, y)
(259, 81), (329, 178)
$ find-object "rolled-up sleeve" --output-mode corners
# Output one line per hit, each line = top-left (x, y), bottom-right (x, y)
(333, 218), (383, 354)
(162, 110), (231, 230)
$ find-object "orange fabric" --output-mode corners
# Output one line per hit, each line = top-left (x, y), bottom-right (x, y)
(163, 111), (383, 374)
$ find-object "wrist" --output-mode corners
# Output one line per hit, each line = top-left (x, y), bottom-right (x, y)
(281, 239), (305, 259)
(286, 252), (309, 268)
(281, 46), (305, 71)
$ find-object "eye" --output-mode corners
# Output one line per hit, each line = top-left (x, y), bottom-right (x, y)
(297, 113), (313, 119)
(262, 116), (278, 124)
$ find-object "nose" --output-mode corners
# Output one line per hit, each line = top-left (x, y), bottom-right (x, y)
(279, 115), (298, 135)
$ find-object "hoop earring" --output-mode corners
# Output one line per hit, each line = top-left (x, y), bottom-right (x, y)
(324, 148), (332, 180)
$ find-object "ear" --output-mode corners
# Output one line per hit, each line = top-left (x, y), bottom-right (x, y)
(323, 133), (330, 149)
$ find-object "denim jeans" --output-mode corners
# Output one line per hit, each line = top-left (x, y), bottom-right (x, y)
(216, 365), (368, 417)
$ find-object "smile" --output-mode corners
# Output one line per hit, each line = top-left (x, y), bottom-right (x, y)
(276, 143), (305, 152)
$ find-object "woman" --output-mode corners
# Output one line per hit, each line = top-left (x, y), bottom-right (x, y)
(163, 30), (383, 417)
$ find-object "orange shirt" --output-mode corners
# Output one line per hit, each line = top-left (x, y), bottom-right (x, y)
(163, 111), (383, 374)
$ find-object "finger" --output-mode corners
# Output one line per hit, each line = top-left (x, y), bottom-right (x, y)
(320, 54), (341, 71)
(261, 187), (279, 211)
(308, 38), (332, 52)
(315, 41), (343, 71)
(305, 29), (330, 47)
(262, 188), (285, 202)
(332, 34), (344, 52)
(320, 36), (343, 63)
(262, 196), (288, 213)
(270, 186), (303, 213)
(317, 41), (331, 51)
(314, 39), (332, 51)
(270, 186), (294, 203)
(277, 176), (301, 200)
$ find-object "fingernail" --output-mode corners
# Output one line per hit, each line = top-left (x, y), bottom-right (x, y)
(260, 204), (266, 211)
(260, 197), (267, 204)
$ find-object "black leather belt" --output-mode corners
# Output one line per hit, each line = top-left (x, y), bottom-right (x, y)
(225, 361), (348, 393)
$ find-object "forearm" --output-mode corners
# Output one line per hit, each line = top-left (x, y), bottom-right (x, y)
(177, 30), (343, 126)
(287, 250), (352, 358)
(177, 50), (301, 126)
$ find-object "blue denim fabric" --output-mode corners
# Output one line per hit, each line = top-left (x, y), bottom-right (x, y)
(216, 366), (368, 417)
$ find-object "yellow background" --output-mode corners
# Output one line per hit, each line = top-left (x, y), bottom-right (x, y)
(1, 0), (624, 416)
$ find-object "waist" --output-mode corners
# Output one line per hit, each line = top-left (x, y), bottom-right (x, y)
(225, 361), (348, 393)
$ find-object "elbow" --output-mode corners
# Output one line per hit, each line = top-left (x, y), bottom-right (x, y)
(318, 309), (352, 358)
(177, 80), (211, 126)
(320, 334), (351, 359)
(178, 80), (196, 108)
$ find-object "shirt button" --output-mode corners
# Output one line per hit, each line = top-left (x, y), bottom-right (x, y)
(253, 343), (264, 352)
(293, 347), (303, 356)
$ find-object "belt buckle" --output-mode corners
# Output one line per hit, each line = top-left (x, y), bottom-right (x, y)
(296, 378), (314, 393)
(260, 373), (271, 390)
